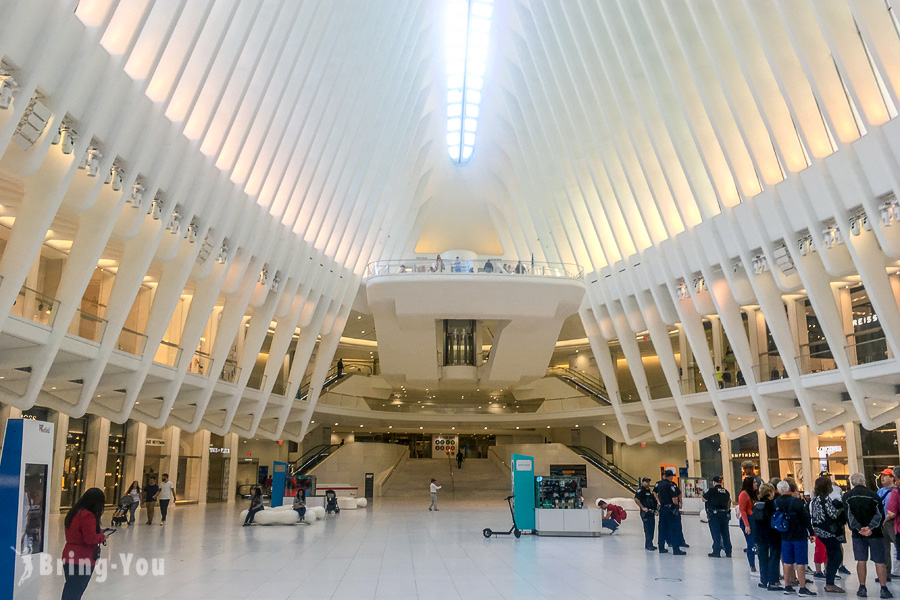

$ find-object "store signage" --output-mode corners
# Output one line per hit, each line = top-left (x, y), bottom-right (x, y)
(817, 445), (842, 456)
(432, 435), (458, 456)
(146, 438), (165, 446)
(209, 447), (230, 454)
(515, 459), (533, 471)
(853, 314), (879, 328)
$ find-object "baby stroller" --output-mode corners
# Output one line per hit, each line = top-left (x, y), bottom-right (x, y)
(324, 489), (340, 514)
(111, 495), (133, 527)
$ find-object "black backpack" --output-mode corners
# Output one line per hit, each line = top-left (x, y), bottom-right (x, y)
(750, 500), (767, 522)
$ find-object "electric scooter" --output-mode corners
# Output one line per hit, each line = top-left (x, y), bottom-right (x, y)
(483, 495), (521, 538)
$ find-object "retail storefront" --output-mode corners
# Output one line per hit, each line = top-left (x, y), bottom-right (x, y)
(62, 417), (88, 508)
(860, 423), (898, 487)
(207, 433), (230, 503)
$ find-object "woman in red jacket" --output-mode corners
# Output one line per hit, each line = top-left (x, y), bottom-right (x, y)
(62, 488), (107, 600)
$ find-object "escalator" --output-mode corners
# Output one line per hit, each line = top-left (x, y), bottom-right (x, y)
(546, 367), (611, 405)
(295, 365), (347, 402)
(568, 445), (641, 493)
(288, 443), (342, 477)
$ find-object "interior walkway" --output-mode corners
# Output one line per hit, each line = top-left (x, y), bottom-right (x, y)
(18, 498), (890, 599)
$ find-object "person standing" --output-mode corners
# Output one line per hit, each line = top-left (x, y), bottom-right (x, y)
(62, 488), (107, 600)
(243, 487), (264, 526)
(811, 475), (847, 594)
(435, 255), (444, 272)
(157, 473), (176, 526)
(715, 365), (724, 389)
(653, 470), (686, 555)
(456, 450), (464, 469)
(737, 477), (758, 572)
(879, 469), (897, 580)
(634, 477), (658, 550)
(429, 478), (441, 511)
(125, 481), (141, 526)
(886, 469), (900, 578)
(845, 472), (892, 598)
(702, 475), (732, 558)
(742, 460), (764, 488)
(336, 358), (344, 375)
(774, 479), (817, 596)
(753, 483), (783, 591)
(143, 476), (159, 525)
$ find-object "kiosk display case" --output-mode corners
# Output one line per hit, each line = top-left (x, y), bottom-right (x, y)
(680, 477), (709, 515)
(533, 475), (603, 536)
(535, 475), (584, 509)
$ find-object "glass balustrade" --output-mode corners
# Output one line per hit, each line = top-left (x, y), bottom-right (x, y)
(68, 309), (108, 343)
(153, 340), (182, 367)
(220, 360), (241, 384)
(116, 327), (148, 356)
(189, 351), (212, 376)
(845, 333), (891, 366)
(246, 373), (267, 391)
(365, 259), (583, 279)
(796, 344), (838, 374)
(11, 284), (58, 327)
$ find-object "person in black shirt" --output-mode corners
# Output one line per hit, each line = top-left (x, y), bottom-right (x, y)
(844, 472), (891, 599)
(653, 470), (686, 555)
(143, 476), (160, 525)
(634, 477), (658, 550)
(702, 475), (732, 558)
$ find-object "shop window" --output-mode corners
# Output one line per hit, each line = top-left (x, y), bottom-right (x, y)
(767, 432), (803, 490)
(731, 433), (760, 495)
(815, 427), (849, 491)
(207, 433), (230, 503)
(847, 284), (889, 365)
(698, 435), (723, 481)
(799, 299), (836, 374)
(104, 422), (127, 504)
(860, 423), (898, 488)
(62, 417), (88, 508)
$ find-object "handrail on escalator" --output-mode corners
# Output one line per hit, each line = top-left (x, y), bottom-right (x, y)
(568, 445), (641, 493)
(288, 443), (342, 476)
(546, 367), (611, 405)
(296, 365), (348, 402)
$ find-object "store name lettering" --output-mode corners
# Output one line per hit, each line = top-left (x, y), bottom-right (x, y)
(209, 447), (230, 454)
(853, 314), (879, 328)
(817, 445), (842, 455)
(146, 438), (165, 447)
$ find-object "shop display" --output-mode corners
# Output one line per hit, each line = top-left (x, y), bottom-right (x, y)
(535, 475), (583, 509)
(680, 477), (709, 499)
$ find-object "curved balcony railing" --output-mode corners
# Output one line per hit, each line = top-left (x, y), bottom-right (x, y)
(365, 259), (583, 279)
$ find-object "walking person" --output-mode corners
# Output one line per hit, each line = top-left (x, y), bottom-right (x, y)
(774, 479), (817, 596)
(125, 481), (140, 526)
(243, 487), (264, 526)
(752, 482), (783, 591)
(456, 450), (464, 469)
(429, 478), (441, 511)
(61, 488), (107, 600)
(738, 476), (759, 572)
(143, 476), (159, 525)
(811, 475), (847, 594)
(879, 469), (897, 581)
(634, 477), (658, 550)
(845, 472), (892, 598)
(654, 470), (686, 555)
(157, 473), (176, 525)
(702, 475), (732, 558)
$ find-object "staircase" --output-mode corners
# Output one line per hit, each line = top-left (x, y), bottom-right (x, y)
(381, 457), (509, 500)
(568, 445), (641, 493)
(546, 367), (611, 405)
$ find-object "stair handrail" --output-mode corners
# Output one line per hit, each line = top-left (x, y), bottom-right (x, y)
(568, 445), (641, 492)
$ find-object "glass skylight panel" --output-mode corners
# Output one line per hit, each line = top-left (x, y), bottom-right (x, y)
(446, 0), (493, 164)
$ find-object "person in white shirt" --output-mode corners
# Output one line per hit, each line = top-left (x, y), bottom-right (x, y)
(157, 473), (176, 525)
(429, 479), (441, 511)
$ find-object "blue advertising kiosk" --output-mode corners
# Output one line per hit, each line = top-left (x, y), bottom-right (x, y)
(0, 418), (54, 598)
(270, 461), (288, 507)
(510, 453), (535, 531)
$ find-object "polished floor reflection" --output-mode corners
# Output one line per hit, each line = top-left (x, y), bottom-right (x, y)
(17, 497), (893, 599)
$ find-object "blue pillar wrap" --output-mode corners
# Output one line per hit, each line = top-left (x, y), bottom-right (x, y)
(271, 461), (287, 507)
(1, 420), (25, 598)
(510, 453), (535, 531)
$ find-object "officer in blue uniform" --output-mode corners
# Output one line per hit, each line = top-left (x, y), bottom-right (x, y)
(702, 475), (733, 558)
(633, 477), (658, 550)
(653, 470), (686, 555)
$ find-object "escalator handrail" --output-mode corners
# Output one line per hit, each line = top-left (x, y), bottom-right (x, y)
(569, 445), (641, 492)
(288, 443), (341, 476)
(296, 366), (348, 401)
(547, 367), (610, 402)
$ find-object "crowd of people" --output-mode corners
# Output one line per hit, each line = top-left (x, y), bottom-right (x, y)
(633, 461), (900, 597)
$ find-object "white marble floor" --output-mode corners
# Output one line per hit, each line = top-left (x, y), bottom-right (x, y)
(16, 497), (896, 600)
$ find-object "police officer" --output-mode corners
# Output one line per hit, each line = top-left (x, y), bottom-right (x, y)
(634, 477), (658, 550)
(702, 475), (733, 558)
(653, 470), (686, 555)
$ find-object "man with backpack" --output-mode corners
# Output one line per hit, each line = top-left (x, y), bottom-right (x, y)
(702, 475), (732, 558)
(597, 500), (626, 533)
(773, 480), (817, 596)
(845, 472), (892, 598)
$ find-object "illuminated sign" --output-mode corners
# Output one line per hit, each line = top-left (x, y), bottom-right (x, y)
(852, 314), (879, 328)
(817, 445), (842, 456)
